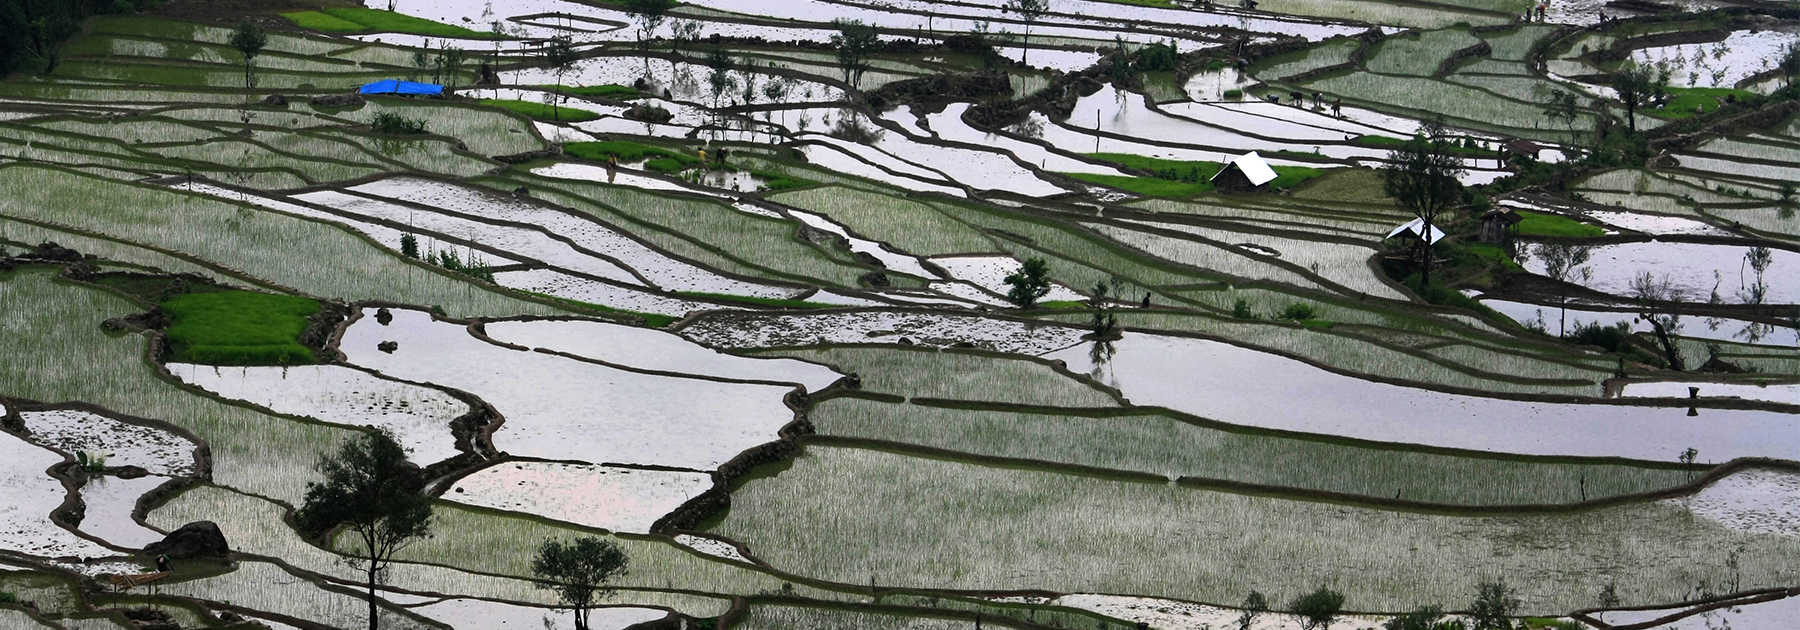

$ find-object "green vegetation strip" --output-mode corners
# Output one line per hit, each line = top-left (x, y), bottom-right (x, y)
(479, 99), (602, 123)
(565, 140), (701, 173)
(161, 291), (320, 366)
(281, 9), (494, 38)
(1064, 154), (1323, 198)
(1513, 211), (1606, 238)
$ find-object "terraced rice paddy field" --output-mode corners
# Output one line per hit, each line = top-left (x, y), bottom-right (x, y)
(2, 0), (1800, 629)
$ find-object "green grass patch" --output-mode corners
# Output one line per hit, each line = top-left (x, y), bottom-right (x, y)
(282, 9), (495, 38)
(754, 170), (817, 192)
(564, 140), (699, 173)
(1514, 210), (1606, 238)
(1647, 87), (1758, 120)
(1464, 243), (1524, 272)
(540, 84), (646, 99)
(161, 291), (320, 366)
(1068, 153), (1322, 197)
(277, 11), (366, 33)
(479, 99), (601, 123)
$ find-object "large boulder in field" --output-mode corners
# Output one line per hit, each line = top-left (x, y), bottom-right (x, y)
(143, 521), (229, 559)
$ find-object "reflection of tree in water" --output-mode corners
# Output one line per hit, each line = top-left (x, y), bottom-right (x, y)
(1007, 116), (1044, 139)
(1088, 339), (1115, 388)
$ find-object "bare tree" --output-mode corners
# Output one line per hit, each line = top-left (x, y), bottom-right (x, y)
(1630, 271), (1687, 371)
(831, 19), (879, 93)
(625, 0), (678, 76)
(1002, 0), (1051, 67)
(540, 36), (581, 121)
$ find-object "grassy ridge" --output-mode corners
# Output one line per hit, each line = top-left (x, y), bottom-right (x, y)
(479, 99), (602, 123)
(1514, 210), (1606, 238)
(281, 9), (494, 38)
(162, 291), (320, 365)
(1065, 153), (1323, 198)
(564, 140), (700, 173)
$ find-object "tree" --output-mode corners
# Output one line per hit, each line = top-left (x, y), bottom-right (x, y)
(1679, 447), (1699, 481)
(1003, 257), (1053, 308)
(1236, 591), (1269, 630)
(1612, 64), (1669, 133)
(1532, 242), (1593, 337)
(1469, 581), (1520, 630)
(1630, 271), (1687, 371)
(1596, 582), (1621, 623)
(1780, 41), (1800, 90)
(228, 21), (266, 91)
(540, 36), (581, 122)
(624, 0), (677, 75)
(1383, 606), (1445, 630)
(1002, 0), (1050, 67)
(1381, 122), (1466, 288)
(532, 537), (630, 630)
(400, 233), (419, 259)
(706, 47), (737, 134)
(295, 429), (434, 630)
(1088, 279), (1118, 339)
(1542, 89), (1580, 146)
(438, 44), (467, 90)
(831, 19), (879, 93)
(1290, 587), (1346, 630)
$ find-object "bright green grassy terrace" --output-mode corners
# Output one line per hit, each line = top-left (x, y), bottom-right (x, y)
(161, 291), (320, 366)
(564, 140), (701, 173)
(1514, 210), (1607, 238)
(539, 84), (647, 99)
(1647, 87), (1759, 120)
(480, 99), (602, 123)
(281, 9), (495, 38)
(1064, 153), (1323, 198)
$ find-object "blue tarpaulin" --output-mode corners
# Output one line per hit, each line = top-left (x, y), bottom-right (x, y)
(358, 80), (444, 96)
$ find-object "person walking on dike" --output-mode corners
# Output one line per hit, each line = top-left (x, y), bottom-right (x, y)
(1332, 97), (1343, 118)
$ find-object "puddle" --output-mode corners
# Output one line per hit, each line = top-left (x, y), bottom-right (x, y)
(1045, 332), (1800, 461)
(446, 461), (712, 534)
(170, 364), (467, 465)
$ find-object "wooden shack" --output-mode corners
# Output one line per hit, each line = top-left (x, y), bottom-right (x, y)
(1210, 151), (1278, 192)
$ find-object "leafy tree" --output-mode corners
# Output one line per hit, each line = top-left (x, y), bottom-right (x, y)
(1381, 121), (1466, 288)
(228, 21), (267, 91)
(400, 233), (419, 259)
(1001, 0), (1050, 67)
(1542, 89), (1581, 146)
(1383, 606), (1445, 630)
(1089, 279), (1118, 338)
(1630, 271), (1687, 371)
(1469, 581), (1520, 630)
(1003, 257), (1053, 308)
(1611, 64), (1669, 133)
(1780, 41), (1800, 90)
(437, 44), (467, 89)
(1236, 591), (1269, 630)
(706, 47), (736, 131)
(1527, 242), (1593, 337)
(624, 0), (677, 75)
(831, 19), (879, 92)
(532, 537), (630, 630)
(540, 36), (582, 121)
(295, 429), (434, 630)
(1290, 587), (1346, 630)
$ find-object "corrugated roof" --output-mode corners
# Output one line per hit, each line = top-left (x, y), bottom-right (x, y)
(1386, 218), (1448, 244)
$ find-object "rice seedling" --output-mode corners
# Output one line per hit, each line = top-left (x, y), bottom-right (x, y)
(1304, 73), (1584, 136)
(497, 174), (873, 287)
(154, 560), (440, 629)
(810, 397), (1692, 505)
(1365, 29), (1482, 76)
(0, 217), (235, 280)
(758, 346), (1119, 406)
(770, 186), (999, 256)
(735, 604), (977, 630)
(0, 165), (568, 318)
(710, 445), (1800, 614)
(344, 100), (545, 158)
(1480, 24), (1561, 61)
(0, 270), (354, 503)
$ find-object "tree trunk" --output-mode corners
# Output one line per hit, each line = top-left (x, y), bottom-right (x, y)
(1651, 320), (1684, 371)
(1023, 24), (1031, 67)
(1419, 215), (1433, 288)
(367, 562), (380, 630)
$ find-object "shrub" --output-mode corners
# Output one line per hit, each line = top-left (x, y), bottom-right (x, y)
(1231, 298), (1257, 320)
(0, 592), (15, 603)
(1277, 302), (1318, 321)
(1223, 89), (1244, 99)
(1290, 587), (1346, 630)
(370, 111), (428, 135)
(1564, 321), (1630, 353)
